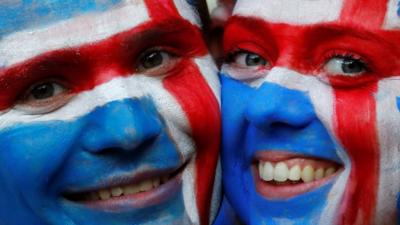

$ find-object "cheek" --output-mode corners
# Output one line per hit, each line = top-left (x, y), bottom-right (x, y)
(0, 122), (81, 191)
(163, 60), (220, 224)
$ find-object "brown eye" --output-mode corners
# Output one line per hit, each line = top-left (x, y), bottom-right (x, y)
(16, 81), (73, 114)
(136, 49), (178, 75)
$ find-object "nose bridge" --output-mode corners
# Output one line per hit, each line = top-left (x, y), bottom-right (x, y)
(80, 97), (163, 153)
(245, 79), (316, 130)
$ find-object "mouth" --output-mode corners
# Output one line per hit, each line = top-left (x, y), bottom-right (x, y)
(63, 161), (188, 210)
(253, 151), (343, 199)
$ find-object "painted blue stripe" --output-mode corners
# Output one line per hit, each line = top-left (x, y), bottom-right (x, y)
(0, 0), (122, 38)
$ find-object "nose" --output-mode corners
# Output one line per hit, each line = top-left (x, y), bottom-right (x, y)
(245, 82), (316, 131)
(80, 98), (163, 153)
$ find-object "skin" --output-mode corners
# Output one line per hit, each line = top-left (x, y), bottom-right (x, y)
(220, 0), (400, 224)
(0, 1), (220, 225)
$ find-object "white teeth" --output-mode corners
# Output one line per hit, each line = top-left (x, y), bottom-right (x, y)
(261, 162), (274, 181)
(301, 165), (314, 183)
(273, 162), (289, 182)
(314, 168), (324, 180)
(288, 165), (301, 181)
(87, 176), (171, 201)
(259, 161), (339, 184)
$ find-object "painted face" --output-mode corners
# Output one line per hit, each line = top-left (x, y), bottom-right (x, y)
(0, 1), (221, 225)
(220, 0), (400, 224)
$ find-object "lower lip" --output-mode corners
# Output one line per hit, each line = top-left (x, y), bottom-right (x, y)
(253, 165), (342, 199)
(79, 173), (183, 212)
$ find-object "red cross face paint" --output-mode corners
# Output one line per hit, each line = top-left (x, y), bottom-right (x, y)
(0, 1), (220, 225)
(220, 1), (400, 224)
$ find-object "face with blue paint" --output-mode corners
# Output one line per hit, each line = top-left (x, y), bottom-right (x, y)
(220, 0), (400, 224)
(0, 1), (221, 225)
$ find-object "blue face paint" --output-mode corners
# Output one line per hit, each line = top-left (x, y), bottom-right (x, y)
(220, 74), (342, 224)
(0, 0), (122, 38)
(0, 97), (189, 225)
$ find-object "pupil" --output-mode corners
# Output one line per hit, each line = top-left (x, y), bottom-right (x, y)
(142, 52), (163, 69)
(246, 53), (265, 66)
(31, 83), (54, 99)
(342, 58), (363, 73)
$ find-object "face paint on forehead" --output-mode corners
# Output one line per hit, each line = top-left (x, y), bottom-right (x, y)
(0, 0), (201, 68)
(233, 0), (400, 31)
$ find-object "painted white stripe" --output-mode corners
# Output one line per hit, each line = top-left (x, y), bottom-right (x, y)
(233, 0), (344, 25)
(195, 56), (221, 105)
(375, 77), (400, 224)
(383, 0), (400, 30)
(0, 1), (149, 67)
(182, 158), (200, 225)
(174, 0), (201, 26)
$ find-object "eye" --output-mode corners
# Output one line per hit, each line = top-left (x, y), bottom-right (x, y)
(16, 81), (73, 114)
(229, 51), (268, 68)
(324, 56), (368, 76)
(136, 49), (178, 75)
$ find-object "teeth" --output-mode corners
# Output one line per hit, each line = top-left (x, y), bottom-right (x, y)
(123, 184), (140, 195)
(314, 168), (324, 180)
(139, 180), (153, 192)
(111, 187), (123, 197)
(259, 161), (339, 184)
(325, 167), (336, 177)
(273, 162), (289, 182)
(87, 176), (170, 201)
(260, 162), (274, 181)
(99, 190), (111, 200)
(301, 165), (314, 182)
(288, 165), (301, 181)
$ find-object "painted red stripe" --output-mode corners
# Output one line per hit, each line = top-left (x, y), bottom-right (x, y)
(339, 0), (388, 29)
(144, 0), (181, 20)
(333, 82), (380, 225)
(163, 60), (220, 225)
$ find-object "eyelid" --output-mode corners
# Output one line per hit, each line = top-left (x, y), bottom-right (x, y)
(15, 79), (74, 115)
(320, 50), (372, 74)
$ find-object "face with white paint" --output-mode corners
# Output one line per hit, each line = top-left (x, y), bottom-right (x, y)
(0, 1), (221, 225)
(220, 0), (400, 224)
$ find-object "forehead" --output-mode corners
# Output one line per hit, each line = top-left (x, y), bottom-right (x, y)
(233, 0), (400, 31)
(0, 0), (199, 67)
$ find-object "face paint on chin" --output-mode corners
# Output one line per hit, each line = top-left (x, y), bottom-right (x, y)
(0, 1), (221, 225)
(221, 0), (400, 224)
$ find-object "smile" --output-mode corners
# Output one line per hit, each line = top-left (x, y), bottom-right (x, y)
(63, 161), (188, 211)
(253, 151), (343, 199)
